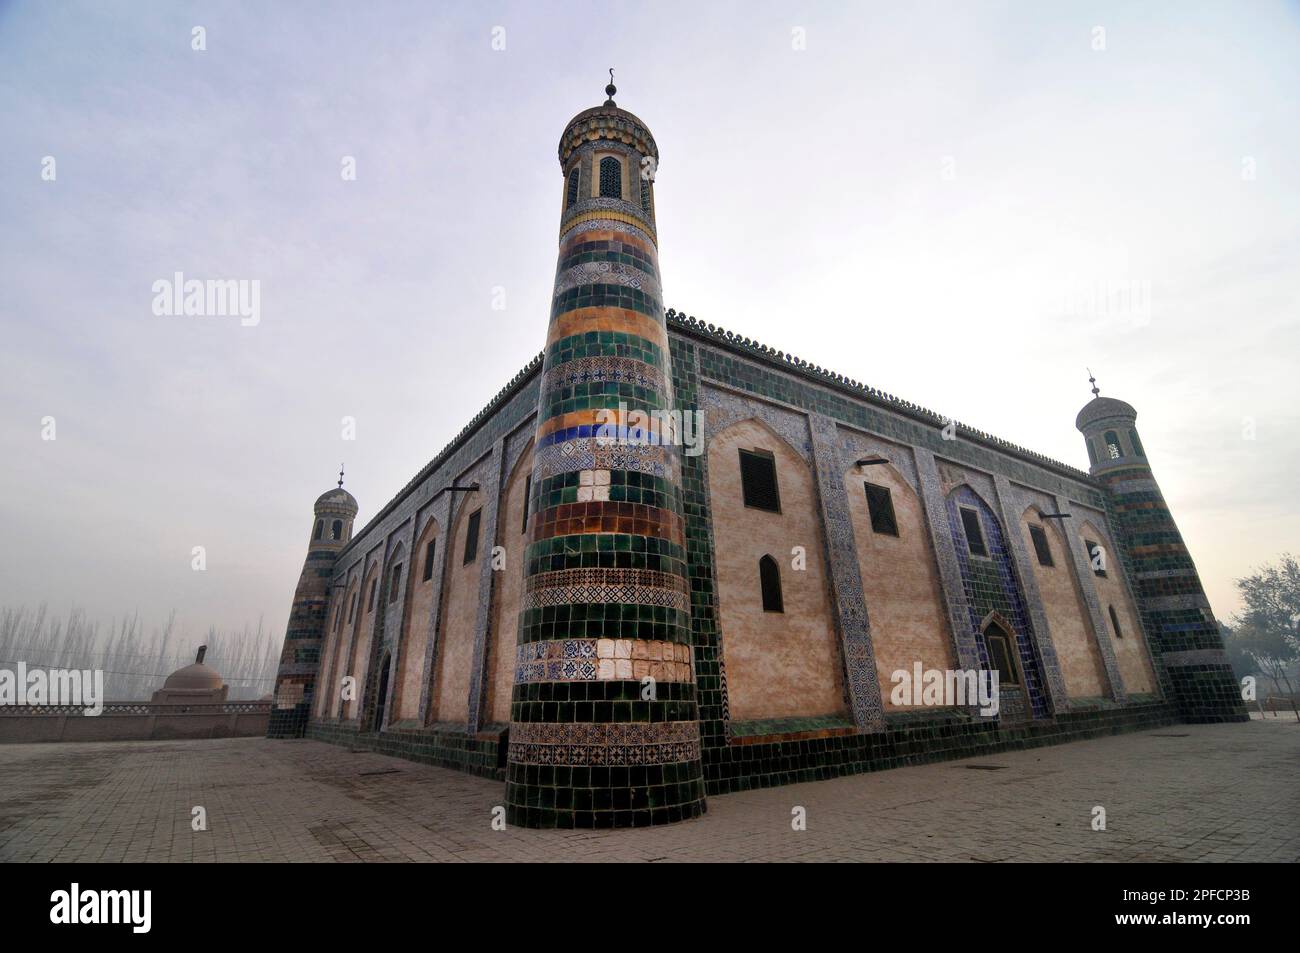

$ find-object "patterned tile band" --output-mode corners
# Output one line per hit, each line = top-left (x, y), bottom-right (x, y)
(507, 104), (706, 828)
(511, 719), (699, 745)
(560, 209), (657, 243)
(508, 739), (700, 767)
(513, 637), (693, 684)
(532, 439), (673, 480)
(541, 355), (667, 394)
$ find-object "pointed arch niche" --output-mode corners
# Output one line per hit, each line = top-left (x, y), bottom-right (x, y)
(393, 515), (440, 721)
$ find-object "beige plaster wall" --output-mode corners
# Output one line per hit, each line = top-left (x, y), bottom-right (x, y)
(1078, 520), (1156, 694)
(708, 419), (846, 721)
(394, 518), (439, 721)
(488, 451), (532, 724)
(843, 464), (955, 710)
(433, 498), (485, 723)
(1021, 511), (1108, 699)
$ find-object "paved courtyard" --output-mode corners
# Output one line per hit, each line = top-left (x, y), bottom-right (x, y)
(0, 718), (1295, 862)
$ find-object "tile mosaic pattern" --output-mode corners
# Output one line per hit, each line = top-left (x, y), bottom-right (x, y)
(808, 413), (885, 730)
(1094, 460), (1247, 724)
(505, 103), (706, 828)
(944, 485), (1050, 719)
(513, 637), (693, 685)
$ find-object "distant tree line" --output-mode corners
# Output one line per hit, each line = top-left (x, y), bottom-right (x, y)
(0, 605), (278, 701)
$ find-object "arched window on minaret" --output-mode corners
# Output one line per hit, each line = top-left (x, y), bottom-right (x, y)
(331, 519), (343, 540)
(599, 156), (622, 198)
(565, 167), (580, 209)
(313, 519), (324, 541)
(759, 554), (784, 613)
(1103, 430), (1123, 459)
(640, 176), (651, 213)
(1086, 438), (1098, 466)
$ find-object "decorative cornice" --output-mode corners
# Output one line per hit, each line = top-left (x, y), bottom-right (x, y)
(558, 107), (658, 167)
(664, 308), (1094, 484)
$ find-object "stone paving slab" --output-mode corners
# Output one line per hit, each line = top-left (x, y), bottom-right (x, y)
(0, 719), (1294, 862)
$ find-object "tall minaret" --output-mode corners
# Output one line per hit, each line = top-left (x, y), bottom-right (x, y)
(268, 469), (358, 738)
(505, 77), (706, 827)
(1076, 380), (1246, 723)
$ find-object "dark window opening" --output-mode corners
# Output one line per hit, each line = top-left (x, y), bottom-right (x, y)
(983, 623), (1020, 687)
(759, 554), (784, 613)
(388, 564), (402, 604)
(331, 519), (343, 540)
(1108, 604), (1124, 638)
(1086, 438), (1098, 466)
(1128, 429), (1145, 457)
(960, 507), (988, 557)
(347, 591), (357, 623)
(565, 167), (580, 208)
(464, 508), (482, 564)
(1029, 524), (1054, 567)
(366, 578), (377, 612)
(599, 156), (622, 198)
(739, 449), (781, 512)
(1103, 430), (1123, 460)
(522, 474), (532, 535)
(864, 482), (899, 536)
(1085, 539), (1107, 577)
(640, 177), (651, 212)
(313, 520), (323, 541)
(422, 538), (436, 581)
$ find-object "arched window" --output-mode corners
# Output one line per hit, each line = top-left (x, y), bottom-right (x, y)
(1108, 604), (1124, 639)
(331, 519), (343, 540)
(388, 564), (403, 604)
(640, 177), (651, 213)
(1103, 430), (1123, 459)
(1128, 429), (1145, 457)
(982, 621), (1020, 687)
(759, 554), (784, 612)
(599, 156), (622, 198)
(422, 538), (437, 581)
(565, 167), (580, 209)
(313, 519), (324, 541)
(1086, 438), (1098, 466)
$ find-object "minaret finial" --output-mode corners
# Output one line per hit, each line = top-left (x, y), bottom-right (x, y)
(338, 463), (345, 489)
(604, 68), (616, 106)
(1087, 368), (1100, 399)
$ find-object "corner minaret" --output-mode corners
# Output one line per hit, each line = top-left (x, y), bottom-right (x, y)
(268, 470), (359, 738)
(1076, 380), (1246, 723)
(505, 78), (707, 827)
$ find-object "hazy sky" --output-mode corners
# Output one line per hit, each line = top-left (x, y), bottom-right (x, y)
(1, 0), (1297, 646)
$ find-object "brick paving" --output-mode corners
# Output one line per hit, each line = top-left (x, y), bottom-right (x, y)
(0, 718), (1295, 862)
